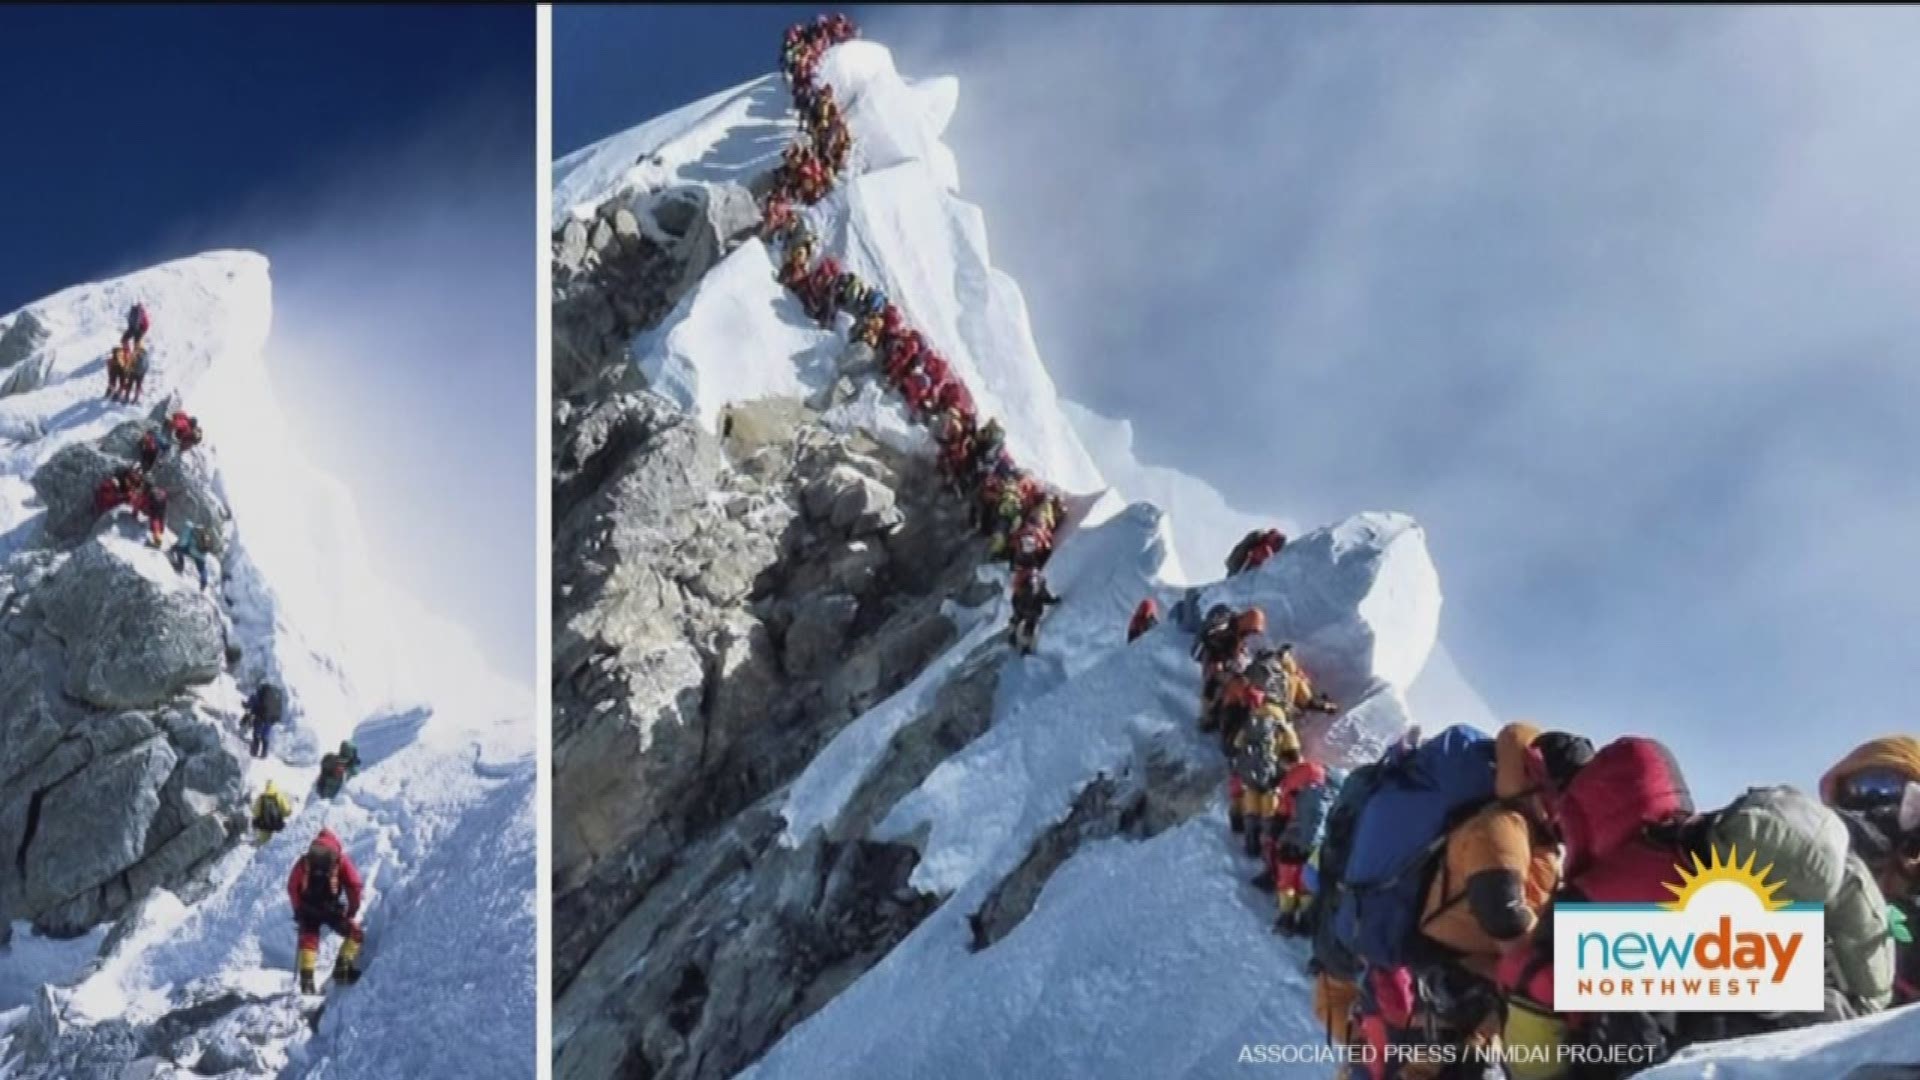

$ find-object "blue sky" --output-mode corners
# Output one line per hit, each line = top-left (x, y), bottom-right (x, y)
(555, 4), (821, 155)
(558, 6), (1920, 803)
(0, 5), (534, 683)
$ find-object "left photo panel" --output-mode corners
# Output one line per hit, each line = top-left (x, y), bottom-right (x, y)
(0, 6), (536, 1078)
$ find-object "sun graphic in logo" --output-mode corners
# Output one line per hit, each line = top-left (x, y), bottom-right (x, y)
(1660, 845), (1790, 912)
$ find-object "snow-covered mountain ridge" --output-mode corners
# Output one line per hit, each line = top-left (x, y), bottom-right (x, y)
(551, 30), (1917, 1080)
(0, 253), (533, 1078)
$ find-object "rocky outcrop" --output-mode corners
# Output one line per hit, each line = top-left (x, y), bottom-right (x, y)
(967, 748), (1216, 952)
(0, 308), (50, 370)
(0, 418), (244, 938)
(553, 392), (988, 997)
(30, 443), (126, 543)
(555, 804), (938, 1080)
(39, 540), (225, 709)
(0, 665), (242, 934)
(32, 409), (227, 549)
(6, 981), (308, 1079)
(552, 181), (763, 401)
(0, 354), (53, 398)
(106, 407), (230, 543)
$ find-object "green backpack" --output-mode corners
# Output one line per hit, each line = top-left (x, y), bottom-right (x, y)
(1699, 785), (1895, 1010)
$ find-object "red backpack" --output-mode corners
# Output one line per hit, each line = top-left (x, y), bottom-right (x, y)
(1557, 737), (1694, 899)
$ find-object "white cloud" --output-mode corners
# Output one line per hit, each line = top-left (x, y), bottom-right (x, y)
(876, 6), (1920, 802)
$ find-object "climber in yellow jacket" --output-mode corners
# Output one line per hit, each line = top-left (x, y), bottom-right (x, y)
(1821, 735), (1920, 1008)
(1274, 645), (1340, 721)
(1230, 704), (1300, 862)
(251, 780), (294, 845)
(1416, 722), (1581, 979)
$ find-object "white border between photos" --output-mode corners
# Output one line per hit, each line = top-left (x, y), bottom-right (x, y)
(535, 4), (555, 1078)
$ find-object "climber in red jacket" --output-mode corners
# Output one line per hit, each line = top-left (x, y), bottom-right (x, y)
(121, 302), (151, 350)
(885, 330), (923, 384)
(166, 410), (203, 454)
(1127, 598), (1160, 643)
(287, 828), (365, 993)
(140, 483), (169, 547)
(1498, 736), (1693, 1058)
(934, 378), (974, 423)
(95, 476), (127, 515)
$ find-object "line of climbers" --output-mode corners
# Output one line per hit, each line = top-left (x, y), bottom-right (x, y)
(1123, 524), (1285, 644)
(104, 302), (153, 403)
(1189, 604), (1341, 930)
(94, 302), (373, 997)
(93, 411), (206, 560)
(761, 14), (1073, 653)
(1180, 596), (1920, 1078)
(243, 677), (367, 996)
(93, 301), (216, 577)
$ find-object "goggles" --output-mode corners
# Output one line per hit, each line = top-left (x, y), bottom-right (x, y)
(1841, 770), (1911, 810)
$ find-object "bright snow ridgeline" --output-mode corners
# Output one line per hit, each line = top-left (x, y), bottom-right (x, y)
(0, 253), (534, 1078)
(550, 17), (1920, 1080)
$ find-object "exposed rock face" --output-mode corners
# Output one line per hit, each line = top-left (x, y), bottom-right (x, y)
(553, 392), (985, 995)
(6, 982), (307, 1079)
(32, 413), (226, 548)
(0, 421), (244, 938)
(0, 354), (53, 398)
(552, 180), (763, 401)
(554, 806), (938, 1080)
(554, 172), (1166, 1078)
(39, 540), (225, 710)
(0, 308), (50, 370)
(31, 444), (126, 543)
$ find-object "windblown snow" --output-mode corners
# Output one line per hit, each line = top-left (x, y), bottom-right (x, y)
(556, 32), (1920, 1080)
(0, 252), (534, 1078)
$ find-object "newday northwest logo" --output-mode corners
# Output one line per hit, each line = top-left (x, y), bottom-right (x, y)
(1554, 846), (1825, 1012)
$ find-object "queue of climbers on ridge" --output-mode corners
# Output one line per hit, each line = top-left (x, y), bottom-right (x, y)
(1178, 591), (1920, 1077)
(762, 14), (1073, 652)
(94, 301), (373, 995)
(254, 784), (367, 993)
(92, 303), (210, 564)
(243, 676), (369, 995)
(759, 16), (1918, 1070)
(104, 302), (153, 402)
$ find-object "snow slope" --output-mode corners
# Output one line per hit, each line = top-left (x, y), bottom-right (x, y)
(1638, 1004), (1920, 1079)
(0, 253), (533, 1079)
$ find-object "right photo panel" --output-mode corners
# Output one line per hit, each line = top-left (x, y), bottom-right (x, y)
(552, 7), (1920, 1080)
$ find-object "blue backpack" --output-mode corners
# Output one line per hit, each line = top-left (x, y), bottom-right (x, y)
(1332, 725), (1497, 969)
(1310, 761), (1387, 981)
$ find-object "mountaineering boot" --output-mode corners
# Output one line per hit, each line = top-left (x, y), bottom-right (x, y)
(297, 947), (318, 994)
(1249, 869), (1276, 892)
(333, 938), (362, 985)
(1273, 899), (1301, 936)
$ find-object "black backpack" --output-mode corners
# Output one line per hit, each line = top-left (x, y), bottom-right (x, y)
(1226, 532), (1257, 575)
(254, 797), (286, 833)
(303, 846), (342, 907)
(252, 684), (285, 726)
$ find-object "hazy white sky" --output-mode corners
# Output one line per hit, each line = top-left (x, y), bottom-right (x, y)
(176, 90), (536, 684)
(876, 5), (1920, 803)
